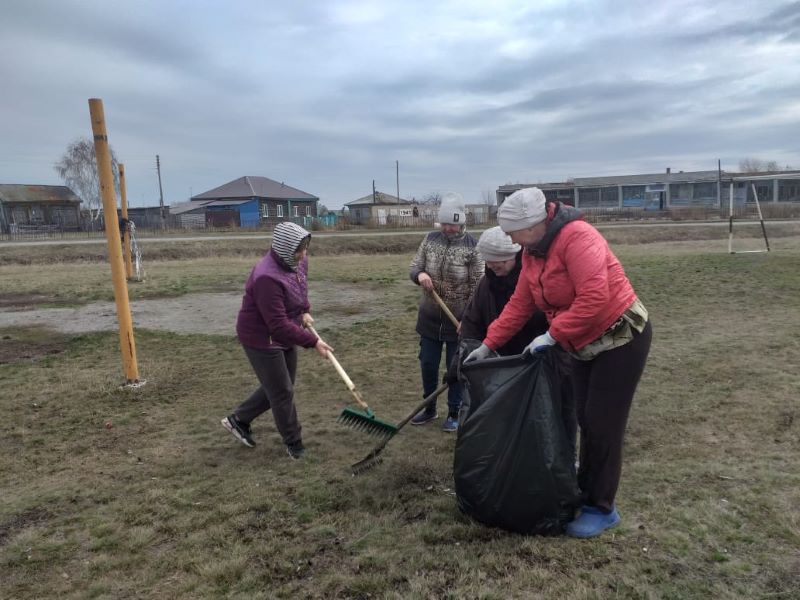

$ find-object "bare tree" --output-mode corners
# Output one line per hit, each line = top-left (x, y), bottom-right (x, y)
(54, 137), (119, 220)
(738, 157), (791, 173)
(481, 189), (496, 205)
(421, 192), (442, 205)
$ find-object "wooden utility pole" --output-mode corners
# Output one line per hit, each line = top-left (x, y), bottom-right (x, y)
(156, 154), (165, 229)
(396, 160), (400, 204)
(119, 163), (134, 280)
(88, 98), (141, 385)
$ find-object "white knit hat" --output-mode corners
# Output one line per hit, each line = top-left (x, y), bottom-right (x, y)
(497, 187), (547, 233)
(476, 226), (520, 261)
(438, 191), (466, 225)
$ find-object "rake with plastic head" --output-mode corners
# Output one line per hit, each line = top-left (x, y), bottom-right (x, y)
(351, 382), (449, 475)
(308, 326), (399, 439)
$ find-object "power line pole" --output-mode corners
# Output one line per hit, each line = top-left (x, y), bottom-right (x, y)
(396, 160), (400, 204)
(156, 154), (165, 229)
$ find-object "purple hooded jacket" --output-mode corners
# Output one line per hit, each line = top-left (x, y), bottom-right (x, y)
(236, 248), (318, 351)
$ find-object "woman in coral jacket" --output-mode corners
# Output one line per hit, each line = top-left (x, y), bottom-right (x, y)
(466, 187), (652, 538)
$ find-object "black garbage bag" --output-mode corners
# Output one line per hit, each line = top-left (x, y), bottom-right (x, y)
(454, 350), (580, 535)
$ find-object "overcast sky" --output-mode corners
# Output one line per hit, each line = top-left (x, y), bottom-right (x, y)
(1, 0), (798, 209)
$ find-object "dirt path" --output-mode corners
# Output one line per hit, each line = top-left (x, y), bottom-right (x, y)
(0, 281), (409, 335)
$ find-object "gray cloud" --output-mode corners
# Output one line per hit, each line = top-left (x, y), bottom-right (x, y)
(675, 1), (800, 43)
(0, 0), (798, 207)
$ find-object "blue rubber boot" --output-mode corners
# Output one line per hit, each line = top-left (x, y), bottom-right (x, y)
(566, 505), (621, 538)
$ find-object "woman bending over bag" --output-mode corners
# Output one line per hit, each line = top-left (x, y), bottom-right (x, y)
(466, 188), (652, 538)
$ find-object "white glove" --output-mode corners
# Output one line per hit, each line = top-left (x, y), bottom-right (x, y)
(464, 343), (491, 363)
(525, 331), (556, 354)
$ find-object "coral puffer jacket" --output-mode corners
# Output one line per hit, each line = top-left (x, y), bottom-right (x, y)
(485, 206), (637, 353)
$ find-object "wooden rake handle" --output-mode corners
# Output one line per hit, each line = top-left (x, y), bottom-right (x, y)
(308, 326), (370, 411)
(430, 289), (460, 328)
(397, 383), (449, 430)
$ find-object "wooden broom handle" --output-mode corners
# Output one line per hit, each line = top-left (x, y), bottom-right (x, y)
(308, 326), (370, 411)
(430, 289), (460, 328)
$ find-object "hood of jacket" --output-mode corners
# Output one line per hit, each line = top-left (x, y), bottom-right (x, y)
(528, 202), (583, 258)
(272, 221), (311, 270)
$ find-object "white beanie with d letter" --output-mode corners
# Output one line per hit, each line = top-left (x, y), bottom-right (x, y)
(438, 191), (466, 225)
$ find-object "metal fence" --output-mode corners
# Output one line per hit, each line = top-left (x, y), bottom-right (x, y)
(2, 203), (799, 241)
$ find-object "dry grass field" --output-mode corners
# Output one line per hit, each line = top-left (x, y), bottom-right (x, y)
(1, 228), (799, 598)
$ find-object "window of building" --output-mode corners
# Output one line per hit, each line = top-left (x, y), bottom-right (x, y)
(747, 182), (772, 203)
(51, 206), (78, 226)
(276, 204), (283, 218)
(692, 182), (717, 205)
(29, 206), (43, 223)
(305, 205), (311, 216)
(577, 187), (600, 208)
(778, 180), (800, 202)
(669, 183), (692, 206)
(293, 206), (299, 217)
(600, 187), (618, 207)
(622, 186), (646, 207)
(260, 203), (269, 218)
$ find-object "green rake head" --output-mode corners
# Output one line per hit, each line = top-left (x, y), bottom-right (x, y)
(338, 407), (399, 439)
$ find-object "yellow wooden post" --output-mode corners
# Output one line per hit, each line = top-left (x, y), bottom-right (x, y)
(88, 98), (141, 384)
(119, 163), (134, 280)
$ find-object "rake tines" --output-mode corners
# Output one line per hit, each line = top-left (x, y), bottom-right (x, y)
(338, 407), (399, 439)
(350, 444), (387, 475)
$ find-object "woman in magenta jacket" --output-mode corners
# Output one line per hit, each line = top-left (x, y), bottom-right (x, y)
(467, 187), (652, 538)
(221, 222), (333, 460)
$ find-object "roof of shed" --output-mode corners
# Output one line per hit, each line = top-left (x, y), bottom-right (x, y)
(169, 201), (210, 215)
(0, 184), (82, 204)
(345, 192), (413, 206)
(500, 169), (800, 191)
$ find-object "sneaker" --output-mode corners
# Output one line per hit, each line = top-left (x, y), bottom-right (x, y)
(221, 415), (255, 448)
(286, 442), (305, 460)
(566, 505), (621, 538)
(410, 408), (438, 426)
(442, 416), (459, 432)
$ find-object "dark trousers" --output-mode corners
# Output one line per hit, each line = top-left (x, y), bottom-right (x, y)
(552, 348), (578, 461)
(419, 336), (463, 416)
(234, 345), (302, 446)
(572, 320), (652, 513)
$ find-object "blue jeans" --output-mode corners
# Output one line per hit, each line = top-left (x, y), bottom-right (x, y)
(419, 336), (462, 417)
